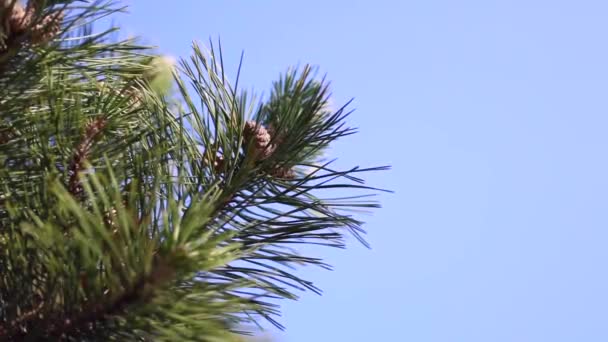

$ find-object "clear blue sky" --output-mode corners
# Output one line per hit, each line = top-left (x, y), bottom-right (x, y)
(121, 1), (608, 341)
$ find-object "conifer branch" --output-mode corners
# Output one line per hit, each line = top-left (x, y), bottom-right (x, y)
(0, 1), (388, 339)
(0, 0), (64, 65)
(68, 116), (107, 196)
(0, 254), (174, 340)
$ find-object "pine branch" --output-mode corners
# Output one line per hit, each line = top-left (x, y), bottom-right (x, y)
(0, 258), (165, 340)
(0, 2), (389, 340)
(68, 116), (107, 197)
(0, 0), (65, 66)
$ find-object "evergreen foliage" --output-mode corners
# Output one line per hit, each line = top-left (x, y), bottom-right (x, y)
(0, 1), (388, 340)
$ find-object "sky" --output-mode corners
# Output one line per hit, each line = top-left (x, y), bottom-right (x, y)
(120, 1), (608, 341)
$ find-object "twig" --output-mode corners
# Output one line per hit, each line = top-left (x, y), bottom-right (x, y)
(0, 256), (174, 339)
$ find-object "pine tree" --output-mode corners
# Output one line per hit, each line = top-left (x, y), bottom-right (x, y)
(0, 1), (388, 340)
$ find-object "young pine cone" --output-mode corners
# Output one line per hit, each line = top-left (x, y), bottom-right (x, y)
(204, 153), (224, 174)
(243, 121), (276, 160)
(243, 121), (296, 179)
(213, 154), (225, 173)
(26, 0), (45, 12)
(270, 166), (296, 180)
(0, 128), (13, 144)
(6, 3), (31, 34)
(30, 10), (63, 44)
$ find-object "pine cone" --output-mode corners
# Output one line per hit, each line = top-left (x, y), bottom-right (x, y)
(7, 3), (31, 34)
(243, 121), (276, 160)
(26, 0), (45, 12)
(0, 128), (13, 144)
(270, 166), (296, 180)
(213, 154), (225, 173)
(30, 10), (63, 44)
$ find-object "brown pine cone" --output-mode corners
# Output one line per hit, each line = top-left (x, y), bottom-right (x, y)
(210, 154), (225, 173)
(0, 128), (14, 144)
(26, 0), (45, 12)
(243, 121), (276, 160)
(6, 3), (31, 34)
(270, 166), (296, 180)
(30, 10), (63, 44)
